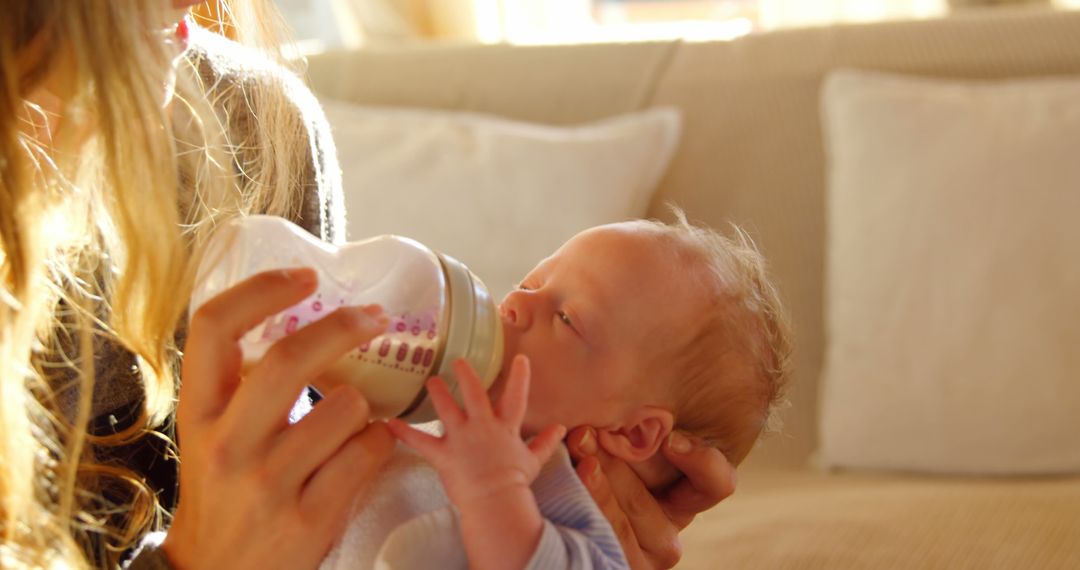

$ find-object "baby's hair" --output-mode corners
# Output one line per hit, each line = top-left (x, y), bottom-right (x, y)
(633, 208), (793, 465)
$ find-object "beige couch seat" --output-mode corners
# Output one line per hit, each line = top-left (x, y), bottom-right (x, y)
(680, 467), (1080, 569)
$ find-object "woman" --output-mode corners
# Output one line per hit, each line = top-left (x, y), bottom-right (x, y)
(1, 2), (734, 568)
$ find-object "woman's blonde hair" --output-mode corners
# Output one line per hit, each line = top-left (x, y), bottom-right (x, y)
(0, 1), (306, 567)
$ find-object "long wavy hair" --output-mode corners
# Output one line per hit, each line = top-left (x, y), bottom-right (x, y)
(0, 1), (305, 566)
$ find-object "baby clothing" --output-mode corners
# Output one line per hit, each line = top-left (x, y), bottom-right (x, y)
(320, 422), (629, 570)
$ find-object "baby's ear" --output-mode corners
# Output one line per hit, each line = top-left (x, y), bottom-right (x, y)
(597, 407), (674, 463)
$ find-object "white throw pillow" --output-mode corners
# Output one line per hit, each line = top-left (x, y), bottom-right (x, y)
(818, 70), (1080, 475)
(322, 102), (681, 300)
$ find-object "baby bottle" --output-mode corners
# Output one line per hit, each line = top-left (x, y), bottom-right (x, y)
(188, 215), (504, 423)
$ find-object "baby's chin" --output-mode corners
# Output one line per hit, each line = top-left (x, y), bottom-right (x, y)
(484, 352), (557, 440)
(518, 417), (546, 439)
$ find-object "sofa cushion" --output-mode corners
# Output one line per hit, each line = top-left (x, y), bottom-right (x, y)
(322, 102), (681, 300)
(818, 69), (1080, 475)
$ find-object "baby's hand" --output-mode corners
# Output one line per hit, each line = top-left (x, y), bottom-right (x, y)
(388, 355), (566, 510)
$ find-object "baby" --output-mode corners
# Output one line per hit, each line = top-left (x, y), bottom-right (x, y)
(321, 213), (792, 570)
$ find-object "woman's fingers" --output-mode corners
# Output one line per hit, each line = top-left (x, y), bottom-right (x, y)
(565, 425), (599, 459)
(597, 454), (682, 568)
(266, 385), (372, 490)
(181, 267), (317, 424)
(495, 355), (530, 427)
(657, 432), (737, 528)
(572, 456), (654, 569)
(220, 304), (387, 457)
(567, 426), (683, 569)
(299, 421), (395, 546)
(169, 265), (404, 568)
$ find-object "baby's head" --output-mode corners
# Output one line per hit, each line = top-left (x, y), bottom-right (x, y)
(496, 212), (792, 473)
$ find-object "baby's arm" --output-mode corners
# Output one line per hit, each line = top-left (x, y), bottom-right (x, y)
(388, 356), (566, 570)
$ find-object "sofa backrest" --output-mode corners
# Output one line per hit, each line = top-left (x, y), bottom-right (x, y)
(306, 7), (1080, 468)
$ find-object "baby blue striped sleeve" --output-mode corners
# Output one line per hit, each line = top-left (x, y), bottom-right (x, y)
(525, 446), (630, 570)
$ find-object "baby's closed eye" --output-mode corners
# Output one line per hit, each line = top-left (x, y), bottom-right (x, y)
(555, 311), (574, 328)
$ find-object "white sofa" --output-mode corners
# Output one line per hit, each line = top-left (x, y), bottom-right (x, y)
(306, 6), (1080, 568)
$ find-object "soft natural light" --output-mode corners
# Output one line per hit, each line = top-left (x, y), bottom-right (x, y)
(504, 18), (755, 44)
(274, 0), (1080, 51)
(488, 0), (758, 44)
(472, 0), (505, 43)
(594, 18), (755, 42)
(480, 0), (955, 45)
(758, 0), (945, 29)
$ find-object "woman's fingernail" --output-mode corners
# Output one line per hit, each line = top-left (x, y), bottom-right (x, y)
(359, 305), (389, 328)
(343, 306), (390, 330)
(344, 306), (378, 328)
(579, 427), (598, 455)
(282, 267), (316, 286)
(370, 309), (390, 329)
(668, 431), (692, 454)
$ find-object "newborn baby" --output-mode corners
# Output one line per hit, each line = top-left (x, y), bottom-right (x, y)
(321, 214), (792, 570)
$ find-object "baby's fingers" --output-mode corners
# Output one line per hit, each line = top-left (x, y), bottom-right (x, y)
(528, 424), (567, 466)
(387, 418), (443, 459)
(495, 355), (530, 427)
(452, 359), (494, 420)
(426, 376), (466, 427)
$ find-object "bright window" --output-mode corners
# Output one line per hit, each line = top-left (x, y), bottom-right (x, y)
(273, 0), (1079, 51)
(491, 0), (758, 44)
(487, 0), (958, 44)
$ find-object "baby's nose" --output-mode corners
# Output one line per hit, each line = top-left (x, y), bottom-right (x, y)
(500, 292), (532, 328)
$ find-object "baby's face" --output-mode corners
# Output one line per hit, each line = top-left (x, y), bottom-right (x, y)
(494, 223), (702, 436)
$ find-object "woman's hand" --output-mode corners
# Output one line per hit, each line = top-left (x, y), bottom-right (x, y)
(566, 427), (737, 569)
(163, 268), (395, 570)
